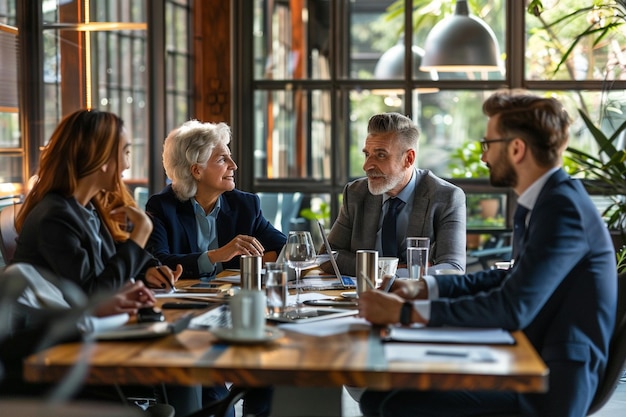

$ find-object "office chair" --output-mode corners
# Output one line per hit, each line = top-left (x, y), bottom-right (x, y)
(183, 387), (248, 417)
(466, 232), (512, 272)
(481, 271), (626, 417)
(586, 270), (626, 415)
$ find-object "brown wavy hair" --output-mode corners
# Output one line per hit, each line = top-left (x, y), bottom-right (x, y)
(16, 109), (136, 242)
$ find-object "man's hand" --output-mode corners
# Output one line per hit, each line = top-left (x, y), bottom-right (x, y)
(385, 277), (429, 300)
(357, 290), (405, 325)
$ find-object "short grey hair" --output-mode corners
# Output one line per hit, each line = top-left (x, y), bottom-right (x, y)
(367, 112), (420, 151)
(163, 120), (231, 201)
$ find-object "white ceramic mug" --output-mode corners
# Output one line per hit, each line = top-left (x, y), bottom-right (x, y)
(229, 289), (266, 339)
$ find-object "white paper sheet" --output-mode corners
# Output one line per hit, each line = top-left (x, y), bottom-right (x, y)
(384, 326), (515, 345)
(278, 316), (369, 337)
(385, 344), (500, 363)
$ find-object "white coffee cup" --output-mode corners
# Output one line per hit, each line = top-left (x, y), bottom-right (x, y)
(229, 289), (266, 339)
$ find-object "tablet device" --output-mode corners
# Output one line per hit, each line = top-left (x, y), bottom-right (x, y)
(302, 299), (358, 308)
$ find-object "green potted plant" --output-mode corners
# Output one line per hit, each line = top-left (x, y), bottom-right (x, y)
(567, 109), (626, 273)
(299, 201), (331, 249)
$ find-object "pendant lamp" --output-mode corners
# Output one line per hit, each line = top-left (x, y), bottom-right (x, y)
(373, 38), (439, 95)
(420, 0), (501, 72)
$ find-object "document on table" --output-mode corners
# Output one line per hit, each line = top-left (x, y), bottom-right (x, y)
(385, 344), (500, 364)
(213, 274), (241, 284)
(278, 315), (369, 337)
(383, 326), (515, 345)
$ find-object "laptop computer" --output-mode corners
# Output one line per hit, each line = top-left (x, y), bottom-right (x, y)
(315, 220), (356, 289)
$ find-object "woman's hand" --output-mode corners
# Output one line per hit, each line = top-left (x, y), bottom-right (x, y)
(92, 280), (156, 317)
(144, 264), (183, 290)
(207, 235), (265, 263)
(110, 206), (153, 247)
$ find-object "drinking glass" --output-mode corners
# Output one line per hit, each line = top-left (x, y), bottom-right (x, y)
(284, 231), (316, 307)
(406, 237), (430, 280)
(265, 262), (288, 317)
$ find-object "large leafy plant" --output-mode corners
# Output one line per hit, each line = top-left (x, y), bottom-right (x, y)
(567, 109), (626, 272)
(528, 0), (626, 76)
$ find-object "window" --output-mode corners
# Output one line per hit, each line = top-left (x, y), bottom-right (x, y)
(2, 0), (191, 199)
(237, 0), (626, 237)
(0, 3), (20, 198)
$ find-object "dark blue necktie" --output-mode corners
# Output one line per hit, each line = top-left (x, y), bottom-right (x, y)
(382, 198), (403, 257)
(512, 204), (529, 259)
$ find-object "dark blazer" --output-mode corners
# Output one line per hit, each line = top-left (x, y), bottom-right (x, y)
(326, 169), (466, 276)
(430, 169), (617, 417)
(12, 192), (154, 294)
(145, 185), (286, 278)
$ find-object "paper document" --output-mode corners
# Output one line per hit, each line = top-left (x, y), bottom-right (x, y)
(383, 326), (515, 345)
(385, 344), (500, 363)
(212, 275), (241, 284)
(278, 315), (369, 337)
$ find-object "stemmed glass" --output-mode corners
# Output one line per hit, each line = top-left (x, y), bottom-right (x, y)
(284, 230), (317, 308)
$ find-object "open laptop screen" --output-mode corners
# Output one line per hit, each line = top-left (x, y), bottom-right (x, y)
(316, 221), (355, 289)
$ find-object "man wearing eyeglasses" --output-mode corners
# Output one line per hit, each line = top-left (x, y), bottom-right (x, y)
(321, 112), (467, 277)
(357, 90), (617, 417)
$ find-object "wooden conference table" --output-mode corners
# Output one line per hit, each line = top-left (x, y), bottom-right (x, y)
(23, 277), (548, 394)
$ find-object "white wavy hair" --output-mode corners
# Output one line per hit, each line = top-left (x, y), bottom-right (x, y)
(163, 120), (231, 201)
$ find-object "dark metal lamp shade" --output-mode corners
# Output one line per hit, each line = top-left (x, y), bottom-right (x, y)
(420, 0), (501, 72)
(374, 42), (435, 80)
(373, 40), (439, 96)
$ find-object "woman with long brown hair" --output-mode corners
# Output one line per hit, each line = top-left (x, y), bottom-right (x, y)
(13, 109), (181, 293)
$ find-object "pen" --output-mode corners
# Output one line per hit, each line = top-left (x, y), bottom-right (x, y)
(155, 266), (174, 290)
(425, 350), (468, 358)
(382, 274), (396, 292)
(359, 272), (376, 290)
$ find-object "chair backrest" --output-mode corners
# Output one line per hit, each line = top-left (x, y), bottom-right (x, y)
(586, 270), (626, 415)
(258, 192), (303, 233)
(0, 202), (22, 265)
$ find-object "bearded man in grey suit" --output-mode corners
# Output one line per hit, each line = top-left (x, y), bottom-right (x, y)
(322, 112), (466, 277)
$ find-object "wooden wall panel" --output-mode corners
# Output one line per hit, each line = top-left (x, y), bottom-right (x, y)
(193, 0), (231, 124)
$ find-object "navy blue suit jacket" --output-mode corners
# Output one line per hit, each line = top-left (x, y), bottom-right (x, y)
(430, 169), (617, 416)
(146, 185), (286, 278)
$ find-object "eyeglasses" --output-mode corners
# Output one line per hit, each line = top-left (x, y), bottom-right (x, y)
(479, 137), (514, 152)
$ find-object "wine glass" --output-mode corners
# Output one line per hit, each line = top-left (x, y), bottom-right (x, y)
(284, 230), (317, 308)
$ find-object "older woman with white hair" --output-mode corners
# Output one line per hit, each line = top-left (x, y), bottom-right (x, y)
(146, 120), (286, 280)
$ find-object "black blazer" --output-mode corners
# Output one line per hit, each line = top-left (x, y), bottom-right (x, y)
(145, 185), (286, 278)
(13, 192), (154, 294)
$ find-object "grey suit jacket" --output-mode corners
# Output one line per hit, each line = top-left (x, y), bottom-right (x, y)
(325, 169), (466, 276)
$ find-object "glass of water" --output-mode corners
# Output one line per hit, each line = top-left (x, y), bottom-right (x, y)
(265, 262), (287, 317)
(406, 237), (430, 280)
